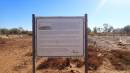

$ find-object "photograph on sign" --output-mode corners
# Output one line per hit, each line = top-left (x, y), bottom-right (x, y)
(36, 17), (85, 56)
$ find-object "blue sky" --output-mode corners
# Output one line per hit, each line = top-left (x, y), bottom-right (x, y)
(0, 0), (130, 30)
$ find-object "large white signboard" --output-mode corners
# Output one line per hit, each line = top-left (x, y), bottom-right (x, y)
(36, 17), (85, 56)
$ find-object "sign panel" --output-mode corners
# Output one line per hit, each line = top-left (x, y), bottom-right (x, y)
(36, 17), (85, 56)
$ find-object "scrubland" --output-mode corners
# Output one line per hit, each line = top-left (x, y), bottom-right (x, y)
(0, 35), (130, 73)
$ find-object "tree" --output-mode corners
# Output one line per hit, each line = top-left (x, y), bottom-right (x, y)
(18, 27), (24, 34)
(0, 28), (9, 34)
(93, 27), (97, 33)
(123, 25), (130, 35)
(108, 26), (114, 32)
(9, 28), (20, 34)
(103, 23), (109, 32)
(88, 27), (91, 33)
(97, 27), (102, 33)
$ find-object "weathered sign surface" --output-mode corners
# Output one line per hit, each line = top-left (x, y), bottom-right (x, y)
(35, 17), (85, 56)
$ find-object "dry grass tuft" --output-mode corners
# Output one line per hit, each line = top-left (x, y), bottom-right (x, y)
(88, 45), (103, 70)
(69, 58), (84, 68)
(37, 58), (70, 70)
(107, 50), (130, 70)
(25, 51), (32, 56)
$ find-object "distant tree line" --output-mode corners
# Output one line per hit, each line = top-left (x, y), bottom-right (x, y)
(0, 27), (32, 35)
(88, 24), (130, 36)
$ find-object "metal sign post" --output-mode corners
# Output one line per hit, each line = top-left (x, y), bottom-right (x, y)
(32, 14), (36, 73)
(85, 14), (88, 73)
(32, 14), (88, 73)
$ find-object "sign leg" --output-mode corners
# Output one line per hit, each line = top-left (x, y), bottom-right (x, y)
(32, 14), (36, 73)
(85, 14), (88, 73)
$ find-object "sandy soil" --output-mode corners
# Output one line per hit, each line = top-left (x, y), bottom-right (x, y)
(0, 35), (130, 73)
(0, 36), (32, 73)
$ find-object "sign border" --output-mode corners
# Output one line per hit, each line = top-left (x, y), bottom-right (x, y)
(35, 16), (85, 57)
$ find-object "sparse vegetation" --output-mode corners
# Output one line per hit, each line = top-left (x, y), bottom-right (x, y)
(90, 24), (130, 36)
(0, 27), (32, 35)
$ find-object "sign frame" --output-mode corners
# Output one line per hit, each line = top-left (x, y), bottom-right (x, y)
(32, 14), (88, 73)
